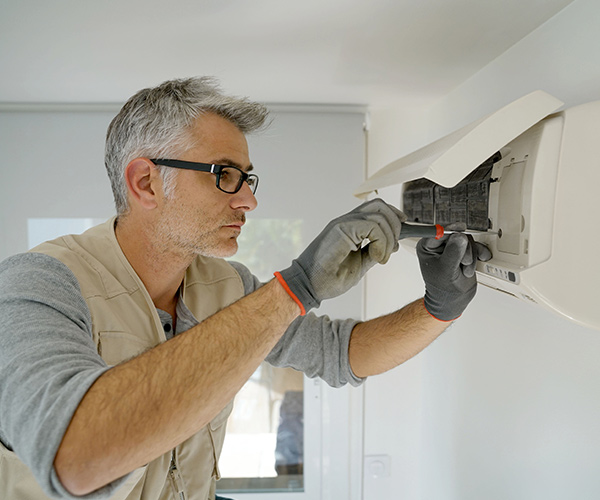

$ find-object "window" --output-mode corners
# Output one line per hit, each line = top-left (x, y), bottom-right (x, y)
(220, 219), (307, 493)
(218, 364), (306, 493)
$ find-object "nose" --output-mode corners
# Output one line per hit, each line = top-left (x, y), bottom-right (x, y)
(230, 181), (258, 212)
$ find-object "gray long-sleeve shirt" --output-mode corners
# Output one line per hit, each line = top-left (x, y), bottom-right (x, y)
(0, 252), (362, 499)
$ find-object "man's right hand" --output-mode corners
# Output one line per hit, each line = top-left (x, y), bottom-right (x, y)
(275, 199), (407, 314)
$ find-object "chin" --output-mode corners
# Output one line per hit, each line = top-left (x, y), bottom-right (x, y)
(197, 240), (238, 259)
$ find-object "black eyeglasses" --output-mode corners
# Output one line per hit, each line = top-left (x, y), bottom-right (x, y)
(150, 159), (259, 195)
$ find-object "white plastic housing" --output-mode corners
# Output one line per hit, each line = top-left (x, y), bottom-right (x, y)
(357, 92), (600, 331)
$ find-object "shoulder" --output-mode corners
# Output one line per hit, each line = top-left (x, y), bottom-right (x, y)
(0, 252), (81, 293)
(0, 253), (92, 341)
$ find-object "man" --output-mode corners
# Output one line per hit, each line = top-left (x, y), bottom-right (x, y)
(0, 77), (489, 500)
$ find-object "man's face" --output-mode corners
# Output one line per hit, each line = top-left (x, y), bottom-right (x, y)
(154, 112), (258, 259)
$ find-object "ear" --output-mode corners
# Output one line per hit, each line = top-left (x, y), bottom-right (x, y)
(124, 158), (161, 210)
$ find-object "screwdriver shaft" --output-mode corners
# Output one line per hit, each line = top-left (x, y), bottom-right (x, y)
(400, 222), (498, 240)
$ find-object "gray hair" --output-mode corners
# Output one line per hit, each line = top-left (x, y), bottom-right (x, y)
(105, 77), (270, 215)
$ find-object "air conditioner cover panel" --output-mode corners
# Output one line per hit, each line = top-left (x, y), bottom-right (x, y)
(354, 90), (564, 197)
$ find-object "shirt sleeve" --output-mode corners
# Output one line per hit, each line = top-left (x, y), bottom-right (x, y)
(228, 260), (365, 388)
(0, 253), (129, 500)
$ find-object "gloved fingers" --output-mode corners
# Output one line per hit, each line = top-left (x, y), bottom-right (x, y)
(460, 235), (478, 278)
(357, 244), (379, 272)
(460, 234), (475, 266)
(417, 235), (447, 254)
(475, 242), (492, 262)
(327, 218), (391, 266)
(384, 203), (408, 225)
(360, 240), (390, 266)
(354, 216), (398, 264)
(332, 243), (380, 284)
(443, 223), (492, 263)
(353, 199), (407, 235)
(354, 198), (407, 220)
(277, 199), (409, 313)
(439, 233), (470, 270)
(338, 203), (405, 262)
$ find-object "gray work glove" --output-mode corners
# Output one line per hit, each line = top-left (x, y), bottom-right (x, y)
(275, 199), (407, 314)
(417, 228), (492, 321)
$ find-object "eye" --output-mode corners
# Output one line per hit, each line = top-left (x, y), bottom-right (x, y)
(219, 168), (231, 181)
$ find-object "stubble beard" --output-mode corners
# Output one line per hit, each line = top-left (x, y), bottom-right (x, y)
(155, 205), (244, 260)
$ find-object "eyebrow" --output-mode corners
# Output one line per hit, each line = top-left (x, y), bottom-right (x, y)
(213, 158), (254, 172)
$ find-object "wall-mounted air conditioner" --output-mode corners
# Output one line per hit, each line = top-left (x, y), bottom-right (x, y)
(355, 91), (600, 331)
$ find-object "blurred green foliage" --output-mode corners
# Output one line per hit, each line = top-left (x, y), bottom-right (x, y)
(230, 219), (304, 282)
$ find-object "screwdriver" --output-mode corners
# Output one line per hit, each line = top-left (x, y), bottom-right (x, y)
(399, 222), (499, 240)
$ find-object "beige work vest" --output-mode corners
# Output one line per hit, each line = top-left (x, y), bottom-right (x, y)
(0, 218), (244, 500)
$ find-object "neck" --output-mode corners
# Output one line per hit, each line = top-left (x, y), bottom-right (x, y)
(114, 214), (192, 317)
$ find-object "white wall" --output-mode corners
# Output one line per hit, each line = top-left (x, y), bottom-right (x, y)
(364, 1), (600, 499)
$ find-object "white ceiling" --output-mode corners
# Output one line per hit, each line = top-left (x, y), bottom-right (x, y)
(0, 0), (575, 107)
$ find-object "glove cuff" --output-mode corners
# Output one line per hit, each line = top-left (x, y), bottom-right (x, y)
(274, 272), (306, 315)
(275, 260), (321, 315)
(423, 284), (476, 322)
(422, 298), (460, 322)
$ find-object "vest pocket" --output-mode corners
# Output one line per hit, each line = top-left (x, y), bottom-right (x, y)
(209, 400), (234, 431)
(97, 331), (155, 366)
(208, 400), (234, 480)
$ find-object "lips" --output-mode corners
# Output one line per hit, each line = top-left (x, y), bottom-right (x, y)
(224, 218), (245, 229)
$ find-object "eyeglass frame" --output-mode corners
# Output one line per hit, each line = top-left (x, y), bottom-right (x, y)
(150, 158), (259, 195)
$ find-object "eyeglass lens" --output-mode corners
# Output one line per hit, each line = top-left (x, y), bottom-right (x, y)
(218, 167), (257, 194)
